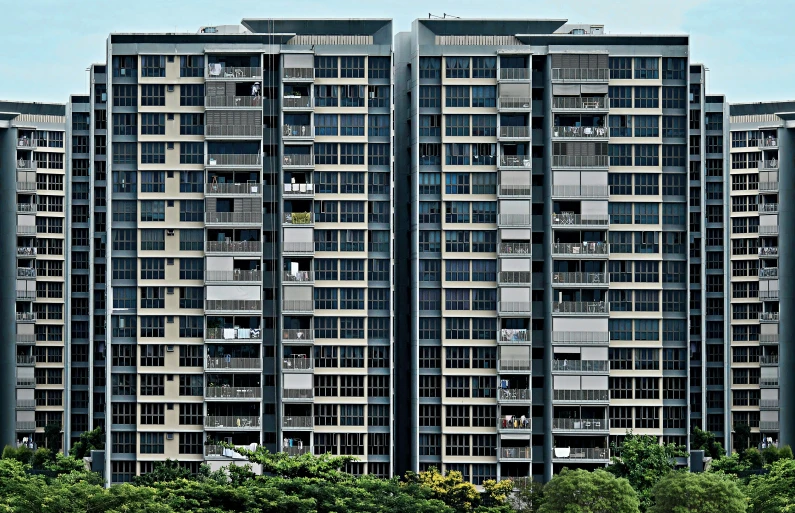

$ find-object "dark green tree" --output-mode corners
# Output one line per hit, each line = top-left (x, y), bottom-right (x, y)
(649, 471), (746, 513)
(539, 468), (639, 513)
(43, 422), (62, 456)
(69, 425), (104, 459)
(734, 423), (752, 454)
(746, 458), (795, 513)
(691, 427), (725, 459)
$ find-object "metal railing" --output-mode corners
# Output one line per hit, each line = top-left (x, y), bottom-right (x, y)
(283, 242), (315, 253)
(759, 225), (779, 235)
(499, 126), (530, 138)
(552, 155), (609, 168)
(759, 247), (778, 256)
(282, 416), (313, 428)
(761, 399), (780, 408)
(206, 125), (262, 137)
(761, 378), (779, 387)
(552, 301), (608, 314)
(284, 446), (311, 456)
(283, 154), (314, 167)
(760, 312), (780, 322)
(205, 415), (261, 428)
(761, 138), (778, 147)
(500, 447), (531, 459)
(761, 203), (779, 213)
(760, 355), (779, 365)
(283, 271), (314, 283)
(551, 68), (609, 81)
(16, 421), (35, 431)
(204, 445), (250, 458)
(16, 291), (36, 300)
(283, 388), (314, 400)
(761, 334), (779, 344)
(17, 268), (36, 278)
(16, 182), (36, 191)
(759, 181), (779, 192)
(498, 389), (531, 402)
(551, 242), (609, 256)
(499, 68), (530, 80)
(285, 212), (313, 225)
(498, 302), (532, 314)
(499, 329), (529, 342)
(553, 126), (608, 138)
(498, 417), (532, 430)
(498, 243), (531, 256)
(205, 212), (261, 224)
(205, 357), (262, 370)
(205, 96), (264, 108)
(498, 97), (532, 109)
(553, 448), (609, 460)
(498, 214), (531, 226)
(760, 421), (780, 431)
(499, 184), (532, 197)
(16, 334), (35, 344)
(204, 387), (263, 399)
(284, 125), (312, 137)
(552, 418), (608, 431)
(283, 96), (313, 109)
(205, 300), (262, 312)
(205, 270), (262, 282)
(16, 377), (35, 387)
(551, 360), (609, 373)
(499, 155), (531, 167)
(552, 213), (609, 227)
(16, 203), (35, 213)
(283, 183), (315, 196)
(16, 225), (36, 235)
(499, 359), (532, 371)
(282, 300), (314, 313)
(552, 97), (607, 110)
(552, 272), (608, 286)
(760, 290), (779, 300)
(498, 271), (532, 284)
(16, 355), (35, 365)
(204, 327), (262, 340)
(282, 329), (314, 342)
(759, 160), (779, 170)
(205, 241), (262, 253)
(552, 331), (609, 344)
(16, 399), (35, 409)
(207, 154), (261, 166)
(283, 68), (314, 80)
(283, 357), (313, 370)
(207, 66), (262, 79)
(16, 160), (36, 170)
(552, 389), (609, 402)
(552, 185), (609, 198)
(17, 138), (37, 148)
(759, 268), (779, 279)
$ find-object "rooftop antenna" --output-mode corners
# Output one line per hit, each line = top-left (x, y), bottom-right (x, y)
(429, 13), (444, 19)
(443, 13), (460, 19)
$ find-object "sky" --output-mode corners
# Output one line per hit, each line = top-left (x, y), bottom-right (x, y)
(0, 0), (791, 104)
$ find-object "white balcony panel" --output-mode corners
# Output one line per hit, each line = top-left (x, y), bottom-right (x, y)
(206, 285), (261, 300)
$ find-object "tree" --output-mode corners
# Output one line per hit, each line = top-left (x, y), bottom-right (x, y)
(649, 471), (746, 513)
(692, 427), (725, 460)
(510, 478), (545, 513)
(482, 478), (516, 505)
(44, 422), (62, 456)
(231, 444), (356, 480)
(762, 445), (793, 466)
(734, 423), (752, 454)
(69, 426), (104, 459)
(405, 466), (480, 512)
(538, 468), (639, 513)
(746, 458), (795, 513)
(608, 432), (685, 511)
(709, 453), (751, 476)
(133, 459), (195, 485)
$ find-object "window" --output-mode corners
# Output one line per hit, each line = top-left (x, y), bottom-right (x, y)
(634, 116), (659, 137)
(180, 84), (205, 106)
(179, 374), (203, 396)
(445, 115), (470, 137)
(634, 57), (659, 79)
(634, 86), (659, 109)
(141, 55), (165, 77)
(609, 202), (632, 224)
(419, 57), (441, 79)
(472, 57), (496, 78)
(315, 56), (338, 78)
(314, 143), (338, 165)
(368, 143), (389, 166)
(140, 375), (165, 397)
(179, 258), (203, 280)
(634, 145), (659, 166)
(113, 84), (136, 106)
(368, 114), (389, 137)
(662, 87), (686, 109)
(112, 114), (136, 136)
(140, 84), (165, 106)
(179, 316), (203, 339)
(179, 55), (204, 77)
(445, 57), (469, 78)
(445, 143), (470, 165)
(179, 229), (203, 251)
(635, 290), (659, 312)
(609, 144), (632, 166)
(140, 200), (165, 222)
(662, 58), (686, 79)
(340, 56), (364, 78)
(471, 86), (496, 107)
(141, 229), (165, 251)
(140, 171), (165, 192)
(419, 85), (441, 108)
(180, 142), (203, 164)
(140, 113), (165, 135)
(609, 57), (632, 79)
(662, 145), (686, 167)
(471, 115), (496, 137)
(179, 200), (203, 222)
(446, 86), (470, 107)
(368, 56), (389, 79)
(180, 113), (204, 135)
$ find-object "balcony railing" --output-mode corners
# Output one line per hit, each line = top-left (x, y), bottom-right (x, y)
(498, 184), (532, 197)
(282, 329), (314, 342)
(761, 203), (779, 213)
(16, 291), (36, 300)
(284, 125), (312, 137)
(499, 155), (531, 168)
(16, 355), (35, 365)
(283, 154), (314, 167)
(283, 242), (315, 254)
(17, 138), (37, 148)
(282, 300), (314, 313)
(282, 416), (313, 428)
(552, 331), (609, 344)
(17, 268), (36, 279)
(761, 137), (778, 148)
(761, 378), (779, 387)
(16, 334), (35, 344)
(761, 334), (779, 345)
(551, 185), (609, 199)
(283, 271), (314, 283)
(552, 155), (608, 168)
(759, 181), (779, 192)
(285, 212), (313, 225)
(551, 242), (609, 257)
(553, 448), (609, 460)
(552, 418), (608, 431)
(205, 125), (262, 137)
(283, 388), (314, 400)
(498, 271), (532, 285)
(761, 399), (780, 408)
(760, 355), (779, 365)
(499, 68), (530, 80)
(759, 247), (778, 257)
(760, 421), (780, 431)
(284, 446), (311, 456)
(553, 126), (608, 138)
(207, 66), (262, 79)
(205, 415), (261, 428)
(282, 96), (312, 109)
(16, 203), (35, 213)
(500, 328), (529, 343)
(16, 160), (36, 170)
(759, 268), (779, 279)
(498, 417), (531, 430)
(205, 300), (261, 312)
(16, 225), (36, 235)
(205, 96), (263, 108)
(552, 272), (608, 286)
(759, 160), (779, 170)
(498, 243), (531, 256)
(498, 302), (532, 315)
(499, 359), (532, 371)
(205, 212), (261, 225)
(207, 154), (261, 167)
(552, 213), (609, 227)
(205, 270), (262, 282)
(500, 447), (532, 460)
(204, 445), (251, 458)
(497, 214), (531, 226)
(498, 389), (531, 402)
(16, 181), (36, 192)
(497, 97), (532, 110)
(283, 356), (313, 370)
(283, 68), (314, 80)
(283, 183), (315, 196)
(552, 301), (608, 315)
(16, 421), (35, 431)
(16, 399), (35, 409)
(759, 224), (779, 235)
(552, 389), (610, 402)
(552, 97), (607, 110)
(16, 377), (35, 387)
(205, 327), (262, 341)
(760, 312), (780, 323)
(499, 126), (530, 138)
(204, 387), (263, 399)
(551, 68), (609, 82)
(551, 360), (609, 373)
(760, 291), (779, 300)
(205, 357), (262, 370)
(205, 241), (262, 253)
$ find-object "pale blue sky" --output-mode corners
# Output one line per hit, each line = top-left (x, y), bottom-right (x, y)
(0, 0), (791, 104)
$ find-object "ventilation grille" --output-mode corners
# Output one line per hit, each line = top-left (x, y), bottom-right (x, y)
(287, 35), (373, 45)
(15, 114), (66, 124)
(435, 35), (521, 46)
(729, 114), (780, 124)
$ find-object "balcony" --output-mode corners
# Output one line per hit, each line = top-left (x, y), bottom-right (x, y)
(497, 97), (532, 110)
(552, 389), (609, 403)
(284, 446), (311, 456)
(499, 68), (530, 81)
(551, 185), (609, 200)
(16, 355), (35, 366)
(497, 388), (531, 403)
(760, 291), (779, 301)
(551, 242), (609, 258)
(760, 421), (780, 432)
(497, 302), (532, 315)
(205, 300), (261, 313)
(16, 160), (36, 171)
(552, 447), (609, 462)
(760, 355), (779, 366)
(498, 417), (532, 432)
(16, 225), (36, 235)
(205, 241), (262, 254)
(761, 399), (780, 409)
(498, 359), (532, 372)
(16, 334), (35, 345)
(761, 137), (778, 148)
(282, 96), (313, 109)
(283, 388), (314, 401)
(759, 268), (778, 280)
(551, 68), (609, 82)
(759, 160), (779, 171)
(760, 312), (780, 323)
(499, 328), (529, 343)
(283, 183), (315, 197)
(283, 68), (314, 80)
(16, 268), (35, 279)
(498, 271), (532, 285)
(551, 360), (609, 373)
(759, 225), (779, 235)
(205, 327), (262, 341)
(552, 418), (608, 432)
(205, 357), (263, 371)
(282, 154), (314, 168)
(761, 378), (779, 388)
(16, 399), (35, 409)
(205, 96), (263, 108)
(553, 126), (608, 139)
(552, 332), (609, 345)
(498, 126), (530, 139)
(761, 334), (779, 345)
(205, 270), (262, 283)
(497, 214), (531, 227)
(204, 387), (263, 400)
(16, 181), (36, 192)
(499, 155), (531, 169)
(498, 184), (532, 198)
(16, 377), (35, 387)
(552, 272), (608, 287)
(205, 416), (261, 429)
(283, 242), (315, 256)
(207, 154), (261, 167)
(282, 416), (313, 429)
(552, 301), (608, 316)
(498, 243), (531, 257)
(760, 203), (779, 214)
(16, 291), (36, 301)
(552, 213), (609, 229)
(282, 300), (314, 314)
(283, 271), (314, 284)
(499, 447), (532, 461)
(282, 329), (314, 343)
(552, 155), (608, 169)
(205, 212), (261, 225)
(759, 247), (778, 257)
(283, 125), (313, 139)
(17, 138), (37, 148)
(552, 97), (608, 111)
(283, 356), (313, 371)
(204, 445), (252, 459)
(205, 125), (262, 138)
(759, 181), (779, 192)
(206, 66), (262, 79)
(16, 203), (35, 214)
(16, 421), (35, 431)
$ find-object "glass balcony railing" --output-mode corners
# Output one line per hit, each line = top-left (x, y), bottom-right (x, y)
(551, 68), (609, 82)
(552, 418), (608, 431)
(497, 214), (531, 226)
(552, 96), (607, 110)
(499, 126), (530, 138)
(282, 300), (314, 313)
(760, 203), (779, 213)
(283, 96), (313, 109)
(552, 447), (609, 460)
(204, 387), (263, 399)
(205, 241), (261, 253)
(283, 154), (314, 167)
(206, 66), (262, 79)
(553, 126), (607, 138)
(205, 300), (262, 312)
(759, 268), (779, 279)
(498, 271), (532, 285)
(499, 155), (531, 168)
(205, 182), (263, 196)
(499, 447), (531, 459)
(284, 212), (312, 225)
(204, 357), (262, 370)
(283, 68), (314, 80)
(552, 331), (609, 344)
(207, 154), (261, 166)
(499, 328), (529, 343)
(551, 360), (609, 373)
(205, 415), (261, 428)
(760, 312), (780, 323)
(497, 388), (531, 402)
(498, 359), (532, 371)
(205, 212), (261, 224)
(498, 416), (531, 430)
(552, 272), (608, 286)
(552, 155), (608, 168)
(282, 416), (313, 428)
(497, 302), (532, 315)
(283, 242), (314, 253)
(283, 125), (312, 137)
(551, 242), (609, 257)
(499, 184), (532, 197)
(283, 356), (313, 370)
(498, 243), (531, 256)
(282, 329), (314, 342)
(552, 213), (609, 227)
(205, 270), (262, 282)
(552, 301), (608, 315)
(552, 389), (609, 402)
(497, 97), (532, 109)
(283, 388), (314, 400)
(551, 185), (609, 199)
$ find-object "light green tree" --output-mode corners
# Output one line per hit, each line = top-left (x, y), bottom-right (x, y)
(747, 459), (795, 513)
(648, 471), (746, 513)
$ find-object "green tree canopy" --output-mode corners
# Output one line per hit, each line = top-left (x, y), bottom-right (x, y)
(648, 471), (746, 513)
(538, 468), (639, 513)
(747, 458), (795, 513)
(691, 427), (725, 460)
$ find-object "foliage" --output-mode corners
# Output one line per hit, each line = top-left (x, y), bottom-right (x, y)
(483, 478), (516, 505)
(762, 445), (793, 465)
(709, 453), (751, 476)
(510, 478), (545, 513)
(538, 468), (639, 513)
(691, 427), (725, 460)
(734, 423), (752, 454)
(43, 422), (62, 456)
(746, 459), (795, 513)
(69, 426), (104, 459)
(231, 444), (355, 480)
(608, 432), (685, 511)
(648, 471), (746, 513)
(744, 448), (765, 469)
(405, 466), (481, 512)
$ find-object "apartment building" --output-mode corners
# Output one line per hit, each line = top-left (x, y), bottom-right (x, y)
(0, 102), (67, 450)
